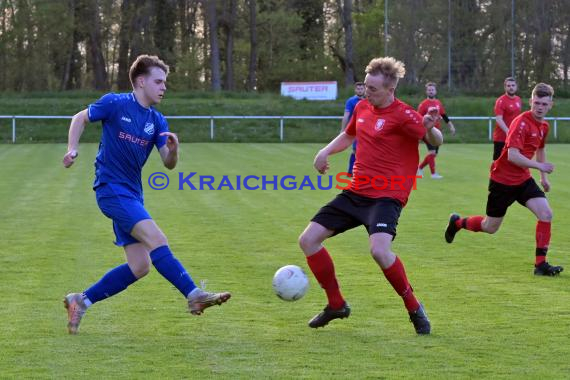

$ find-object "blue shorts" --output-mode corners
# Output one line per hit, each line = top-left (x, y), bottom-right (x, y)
(95, 183), (152, 247)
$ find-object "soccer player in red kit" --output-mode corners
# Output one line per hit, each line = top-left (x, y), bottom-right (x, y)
(445, 83), (562, 276)
(298, 57), (443, 334)
(417, 82), (456, 179)
(493, 77), (522, 160)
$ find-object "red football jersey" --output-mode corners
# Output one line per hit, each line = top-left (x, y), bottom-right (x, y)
(417, 98), (446, 130)
(345, 99), (426, 205)
(490, 111), (549, 186)
(493, 94), (522, 142)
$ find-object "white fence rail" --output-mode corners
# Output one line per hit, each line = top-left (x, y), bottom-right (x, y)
(1, 115), (569, 143)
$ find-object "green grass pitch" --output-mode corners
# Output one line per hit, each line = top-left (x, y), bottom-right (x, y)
(1, 143), (569, 378)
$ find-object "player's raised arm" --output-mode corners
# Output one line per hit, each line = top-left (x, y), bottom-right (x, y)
(159, 132), (179, 170)
(63, 109), (90, 168)
(441, 113), (456, 135)
(314, 132), (355, 174)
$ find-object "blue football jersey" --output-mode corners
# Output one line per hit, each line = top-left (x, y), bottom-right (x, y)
(88, 93), (169, 195)
(345, 95), (363, 121)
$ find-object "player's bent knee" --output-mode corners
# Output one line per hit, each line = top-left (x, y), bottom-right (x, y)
(131, 263), (150, 279)
(370, 248), (395, 269)
(153, 233), (169, 248)
(370, 246), (390, 259)
(144, 232), (168, 251)
(298, 232), (316, 254)
(539, 209), (553, 222)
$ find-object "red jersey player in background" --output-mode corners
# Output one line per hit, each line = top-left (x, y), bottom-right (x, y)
(445, 83), (562, 276)
(417, 82), (456, 179)
(493, 77), (522, 160)
(298, 57), (443, 335)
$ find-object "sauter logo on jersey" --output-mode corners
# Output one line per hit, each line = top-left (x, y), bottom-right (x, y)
(118, 131), (150, 147)
(375, 119), (385, 131)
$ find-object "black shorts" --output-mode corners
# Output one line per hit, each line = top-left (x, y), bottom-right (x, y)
(493, 141), (505, 161)
(311, 190), (403, 238)
(486, 178), (545, 217)
(425, 142), (439, 154)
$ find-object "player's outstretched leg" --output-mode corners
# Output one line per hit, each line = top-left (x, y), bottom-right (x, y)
(148, 245), (231, 315)
(63, 293), (88, 335)
(63, 263), (140, 334)
(445, 214), (486, 243)
(299, 224), (348, 328)
(308, 302), (351, 328)
(445, 213), (461, 243)
(187, 288), (231, 315)
(305, 247), (349, 328)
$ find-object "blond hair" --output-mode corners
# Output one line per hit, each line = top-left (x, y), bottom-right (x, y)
(532, 83), (554, 99)
(365, 57), (405, 87)
(504, 77), (516, 85)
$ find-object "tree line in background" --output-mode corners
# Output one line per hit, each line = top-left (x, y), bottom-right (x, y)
(0, 0), (569, 94)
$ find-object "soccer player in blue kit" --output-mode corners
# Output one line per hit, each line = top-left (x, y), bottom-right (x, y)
(340, 82), (365, 175)
(62, 55), (231, 334)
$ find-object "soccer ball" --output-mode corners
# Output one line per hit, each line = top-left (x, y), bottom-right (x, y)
(272, 265), (309, 301)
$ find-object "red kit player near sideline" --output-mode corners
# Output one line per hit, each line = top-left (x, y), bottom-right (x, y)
(492, 77), (522, 160)
(417, 82), (456, 179)
(298, 57), (443, 335)
(445, 83), (562, 276)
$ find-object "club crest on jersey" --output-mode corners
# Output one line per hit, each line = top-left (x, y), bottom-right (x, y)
(144, 122), (155, 135)
(375, 119), (385, 131)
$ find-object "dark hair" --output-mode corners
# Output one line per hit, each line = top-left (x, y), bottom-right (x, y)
(425, 82), (436, 88)
(532, 83), (554, 99)
(129, 55), (169, 87)
(354, 82), (364, 86)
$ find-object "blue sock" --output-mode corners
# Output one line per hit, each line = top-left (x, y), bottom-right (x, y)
(150, 245), (197, 297)
(348, 153), (356, 174)
(84, 263), (138, 304)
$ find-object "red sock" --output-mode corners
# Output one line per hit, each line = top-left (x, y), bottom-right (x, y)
(535, 221), (551, 266)
(382, 256), (420, 312)
(456, 216), (484, 232)
(306, 247), (345, 309)
(419, 155), (430, 170)
(428, 154), (436, 174)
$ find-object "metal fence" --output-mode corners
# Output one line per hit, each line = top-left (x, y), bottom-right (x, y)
(1, 115), (569, 143)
